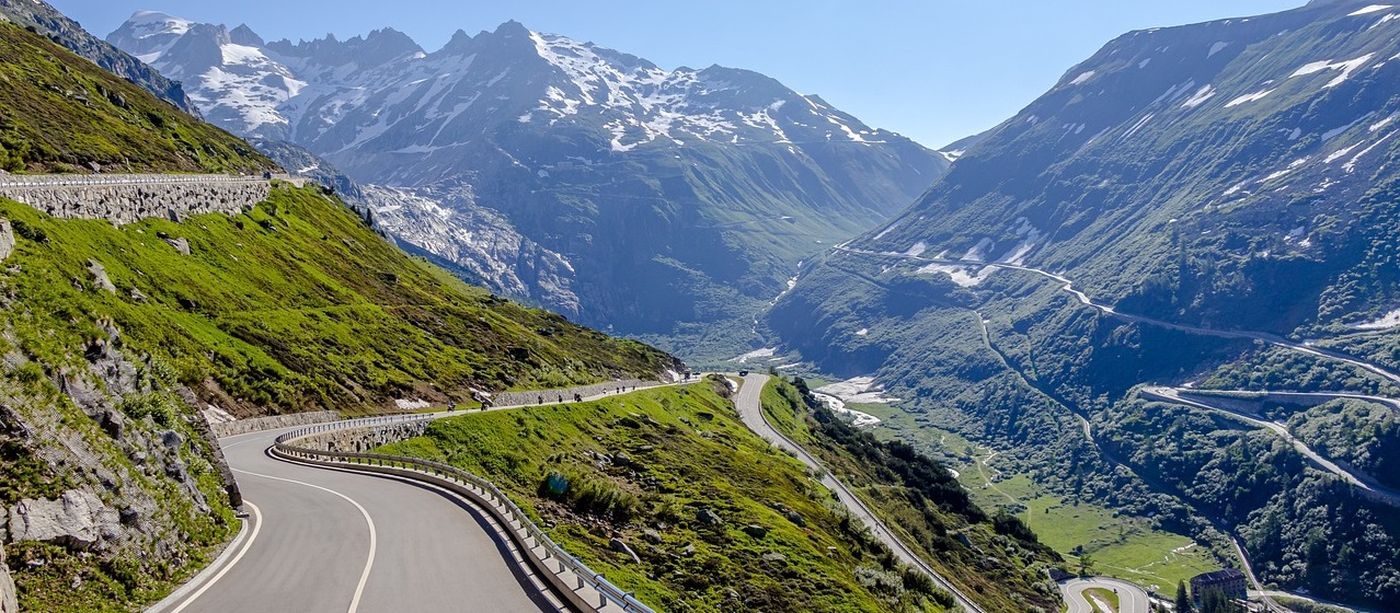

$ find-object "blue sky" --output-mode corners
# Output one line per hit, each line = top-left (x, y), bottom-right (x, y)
(55, 0), (1303, 148)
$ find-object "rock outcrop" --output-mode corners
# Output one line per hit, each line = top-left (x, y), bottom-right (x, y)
(0, 219), (12, 262)
(7, 489), (122, 549)
(0, 544), (16, 613)
(87, 260), (115, 293)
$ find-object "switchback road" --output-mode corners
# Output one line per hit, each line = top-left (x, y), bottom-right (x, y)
(1059, 577), (1151, 613)
(731, 372), (988, 613)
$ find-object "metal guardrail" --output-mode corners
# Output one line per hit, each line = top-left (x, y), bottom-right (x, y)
(0, 173), (295, 189)
(271, 416), (654, 613)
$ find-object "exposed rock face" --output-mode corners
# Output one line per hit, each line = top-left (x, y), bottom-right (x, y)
(0, 219), (12, 262)
(0, 545), (15, 613)
(8, 489), (122, 549)
(86, 260), (115, 293)
(0, 318), (240, 608)
(0, 176), (271, 226)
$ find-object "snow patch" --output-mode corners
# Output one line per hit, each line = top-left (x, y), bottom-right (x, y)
(1208, 42), (1230, 57)
(918, 263), (994, 287)
(1290, 53), (1376, 88)
(1354, 309), (1400, 330)
(962, 238), (996, 262)
(1181, 84), (1217, 109)
(733, 347), (777, 364)
(1225, 89), (1275, 108)
(1348, 4), (1393, 16)
(1069, 70), (1096, 86)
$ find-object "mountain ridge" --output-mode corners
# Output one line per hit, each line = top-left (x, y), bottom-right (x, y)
(110, 12), (947, 355)
(767, 0), (1400, 606)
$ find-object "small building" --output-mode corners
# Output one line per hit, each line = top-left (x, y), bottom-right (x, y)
(1190, 568), (1248, 606)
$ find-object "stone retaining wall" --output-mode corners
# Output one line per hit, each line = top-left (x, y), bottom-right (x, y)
(0, 177), (271, 226)
(493, 378), (662, 407)
(295, 421), (432, 454)
(211, 411), (340, 438)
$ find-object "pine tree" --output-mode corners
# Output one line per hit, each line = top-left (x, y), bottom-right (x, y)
(1175, 580), (1193, 613)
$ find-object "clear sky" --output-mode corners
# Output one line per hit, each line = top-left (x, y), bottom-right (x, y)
(54, 0), (1304, 148)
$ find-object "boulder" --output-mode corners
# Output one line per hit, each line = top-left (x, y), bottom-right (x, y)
(641, 528), (663, 544)
(608, 537), (640, 564)
(0, 219), (13, 262)
(761, 551), (787, 564)
(86, 260), (115, 293)
(784, 510), (806, 527)
(696, 508), (723, 527)
(163, 237), (191, 255)
(742, 524), (769, 539)
(8, 489), (122, 549)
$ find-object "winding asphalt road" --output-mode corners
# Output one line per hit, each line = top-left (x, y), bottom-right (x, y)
(151, 379), (704, 613)
(152, 424), (559, 613)
(1060, 577), (1151, 613)
(1140, 387), (1400, 507)
(731, 372), (989, 613)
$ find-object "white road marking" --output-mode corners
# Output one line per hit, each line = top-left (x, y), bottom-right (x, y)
(234, 468), (378, 613)
(168, 500), (263, 613)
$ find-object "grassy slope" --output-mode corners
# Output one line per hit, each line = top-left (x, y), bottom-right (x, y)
(379, 379), (950, 613)
(758, 377), (1064, 612)
(0, 21), (270, 174)
(0, 186), (675, 416)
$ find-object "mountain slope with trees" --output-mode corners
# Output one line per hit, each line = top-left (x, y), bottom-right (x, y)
(768, 1), (1400, 606)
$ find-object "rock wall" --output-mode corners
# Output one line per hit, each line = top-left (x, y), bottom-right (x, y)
(492, 379), (664, 407)
(0, 219), (12, 262)
(0, 177), (271, 226)
(295, 420), (431, 454)
(0, 544), (15, 613)
(210, 410), (340, 438)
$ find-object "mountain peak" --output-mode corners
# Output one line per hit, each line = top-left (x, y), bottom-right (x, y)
(229, 23), (263, 47)
(495, 19), (530, 37)
(439, 28), (473, 54)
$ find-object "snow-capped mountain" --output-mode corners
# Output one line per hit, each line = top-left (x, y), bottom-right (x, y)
(110, 14), (946, 352)
(0, 1), (196, 113)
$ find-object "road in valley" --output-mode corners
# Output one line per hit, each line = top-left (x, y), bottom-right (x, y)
(1059, 577), (1151, 613)
(1140, 387), (1400, 507)
(731, 372), (989, 613)
(837, 246), (1400, 386)
(832, 245), (1400, 609)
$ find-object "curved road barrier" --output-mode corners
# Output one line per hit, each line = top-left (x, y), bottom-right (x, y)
(0, 173), (299, 188)
(1059, 577), (1151, 613)
(731, 373), (989, 613)
(271, 421), (652, 613)
(155, 378), (705, 613)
